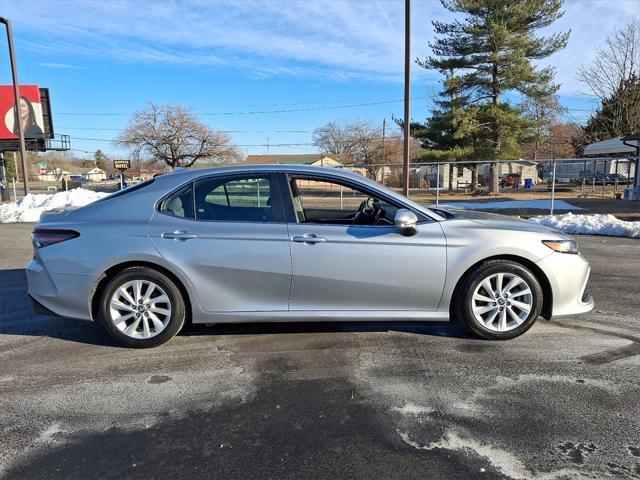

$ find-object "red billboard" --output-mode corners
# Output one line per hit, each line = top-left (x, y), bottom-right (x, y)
(0, 85), (46, 140)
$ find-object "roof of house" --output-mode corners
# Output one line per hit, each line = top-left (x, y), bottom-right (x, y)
(243, 153), (349, 165)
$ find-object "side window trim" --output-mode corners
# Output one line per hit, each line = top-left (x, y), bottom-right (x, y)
(283, 173), (430, 226)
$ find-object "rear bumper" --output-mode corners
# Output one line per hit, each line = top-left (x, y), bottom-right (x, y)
(26, 258), (95, 321)
(536, 252), (594, 318)
(29, 294), (60, 317)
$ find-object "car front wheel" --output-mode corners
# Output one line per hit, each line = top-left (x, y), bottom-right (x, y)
(99, 266), (186, 348)
(454, 260), (543, 340)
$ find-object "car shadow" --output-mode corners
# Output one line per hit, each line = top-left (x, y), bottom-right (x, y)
(1, 268), (475, 347)
(182, 320), (474, 339)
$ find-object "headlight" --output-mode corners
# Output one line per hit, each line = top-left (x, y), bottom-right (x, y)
(542, 239), (579, 254)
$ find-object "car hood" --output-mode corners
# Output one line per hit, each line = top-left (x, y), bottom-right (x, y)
(430, 207), (569, 237)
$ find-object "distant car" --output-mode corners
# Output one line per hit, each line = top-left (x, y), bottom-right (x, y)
(607, 173), (628, 182)
(500, 174), (522, 187)
(27, 165), (594, 348)
(579, 172), (627, 183)
(68, 175), (89, 184)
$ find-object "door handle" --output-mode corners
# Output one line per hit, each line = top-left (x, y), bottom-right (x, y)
(292, 234), (327, 244)
(161, 230), (198, 241)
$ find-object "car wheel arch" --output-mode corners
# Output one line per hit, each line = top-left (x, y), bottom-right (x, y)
(449, 254), (553, 320)
(90, 260), (193, 325)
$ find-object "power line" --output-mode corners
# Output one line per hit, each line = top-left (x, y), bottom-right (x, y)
(55, 97), (429, 117)
(70, 136), (318, 147)
(57, 126), (313, 133)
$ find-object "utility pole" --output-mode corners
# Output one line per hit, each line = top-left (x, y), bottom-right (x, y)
(402, 0), (411, 197)
(382, 118), (386, 160)
(0, 152), (8, 201)
(0, 17), (30, 195)
(266, 137), (270, 155)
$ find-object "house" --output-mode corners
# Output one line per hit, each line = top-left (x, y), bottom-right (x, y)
(417, 163), (474, 190)
(243, 153), (346, 167)
(86, 167), (107, 181)
(479, 161), (540, 184)
(36, 169), (71, 181)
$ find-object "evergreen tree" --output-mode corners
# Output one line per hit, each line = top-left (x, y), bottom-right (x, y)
(581, 74), (640, 144)
(420, 0), (569, 193)
(416, 72), (475, 189)
(94, 149), (108, 170)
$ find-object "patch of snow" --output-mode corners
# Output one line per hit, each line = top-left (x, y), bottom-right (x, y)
(398, 431), (587, 480)
(530, 213), (640, 239)
(35, 423), (66, 446)
(440, 199), (582, 211)
(392, 403), (433, 415)
(0, 188), (108, 223)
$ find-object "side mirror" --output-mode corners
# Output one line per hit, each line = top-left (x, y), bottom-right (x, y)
(394, 209), (418, 235)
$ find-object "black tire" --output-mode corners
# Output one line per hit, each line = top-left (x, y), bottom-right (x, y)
(452, 260), (543, 340)
(99, 266), (186, 348)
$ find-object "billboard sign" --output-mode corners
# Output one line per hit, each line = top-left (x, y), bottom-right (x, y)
(0, 85), (47, 141)
(113, 160), (131, 170)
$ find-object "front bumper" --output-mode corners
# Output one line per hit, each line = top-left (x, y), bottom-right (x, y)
(536, 252), (594, 318)
(26, 258), (95, 321)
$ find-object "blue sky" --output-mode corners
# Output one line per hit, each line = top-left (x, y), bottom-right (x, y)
(0, 0), (638, 159)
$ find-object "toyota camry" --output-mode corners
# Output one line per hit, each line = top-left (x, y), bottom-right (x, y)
(27, 165), (593, 347)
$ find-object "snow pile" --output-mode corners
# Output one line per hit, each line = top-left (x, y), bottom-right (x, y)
(0, 188), (108, 223)
(530, 213), (640, 239)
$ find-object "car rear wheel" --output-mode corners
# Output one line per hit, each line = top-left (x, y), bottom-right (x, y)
(99, 266), (186, 348)
(453, 260), (543, 340)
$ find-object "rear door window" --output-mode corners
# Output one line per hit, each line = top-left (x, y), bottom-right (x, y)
(160, 184), (194, 219)
(193, 175), (283, 222)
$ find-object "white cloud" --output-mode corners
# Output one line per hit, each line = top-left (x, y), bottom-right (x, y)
(2, 0), (637, 93)
(38, 62), (88, 70)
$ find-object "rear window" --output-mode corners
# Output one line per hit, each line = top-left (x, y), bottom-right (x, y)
(94, 178), (155, 203)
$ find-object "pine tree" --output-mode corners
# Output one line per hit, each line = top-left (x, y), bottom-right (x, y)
(94, 149), (108, 170)
(415, 72), (475, 189)
(420, 0), (569, 193)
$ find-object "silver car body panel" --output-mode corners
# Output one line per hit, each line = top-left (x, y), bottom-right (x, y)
(287, 221), (446, 311)
(26, 164), (594, 324)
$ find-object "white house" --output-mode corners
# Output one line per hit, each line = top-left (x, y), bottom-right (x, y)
(86, 167), (107, 181)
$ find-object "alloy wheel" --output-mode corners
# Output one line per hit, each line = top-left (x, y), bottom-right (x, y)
(471, 272), (533, 332)
(109, 280), (172, 339)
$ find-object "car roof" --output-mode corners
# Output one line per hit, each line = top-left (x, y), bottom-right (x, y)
(165, 164), (362, 180)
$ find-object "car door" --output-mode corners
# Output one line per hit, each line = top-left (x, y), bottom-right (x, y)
(283, 174), (447, 312)
(148, 172), (292, 313)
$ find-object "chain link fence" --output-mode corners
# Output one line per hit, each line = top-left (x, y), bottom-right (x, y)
(338, 157), (640, 218)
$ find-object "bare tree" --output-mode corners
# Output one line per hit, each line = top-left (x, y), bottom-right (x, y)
(313, 119), (388, 178)
(577, 19), (640, 142)
(578, 19), (640, 101)
(312, 121), (358, 158)
(523, 94), (566, 160)
(116, 103), (242, 169)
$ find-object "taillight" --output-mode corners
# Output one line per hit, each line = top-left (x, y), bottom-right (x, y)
(32, 229), (80, 248)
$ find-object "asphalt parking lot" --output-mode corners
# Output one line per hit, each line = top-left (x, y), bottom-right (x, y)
(1, 223), (639, 479)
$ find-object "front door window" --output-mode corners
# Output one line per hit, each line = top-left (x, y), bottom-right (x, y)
(288, 177), (399, 226)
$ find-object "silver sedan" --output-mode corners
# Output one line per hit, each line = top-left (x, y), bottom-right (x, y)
(27, 165), (593, 347)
